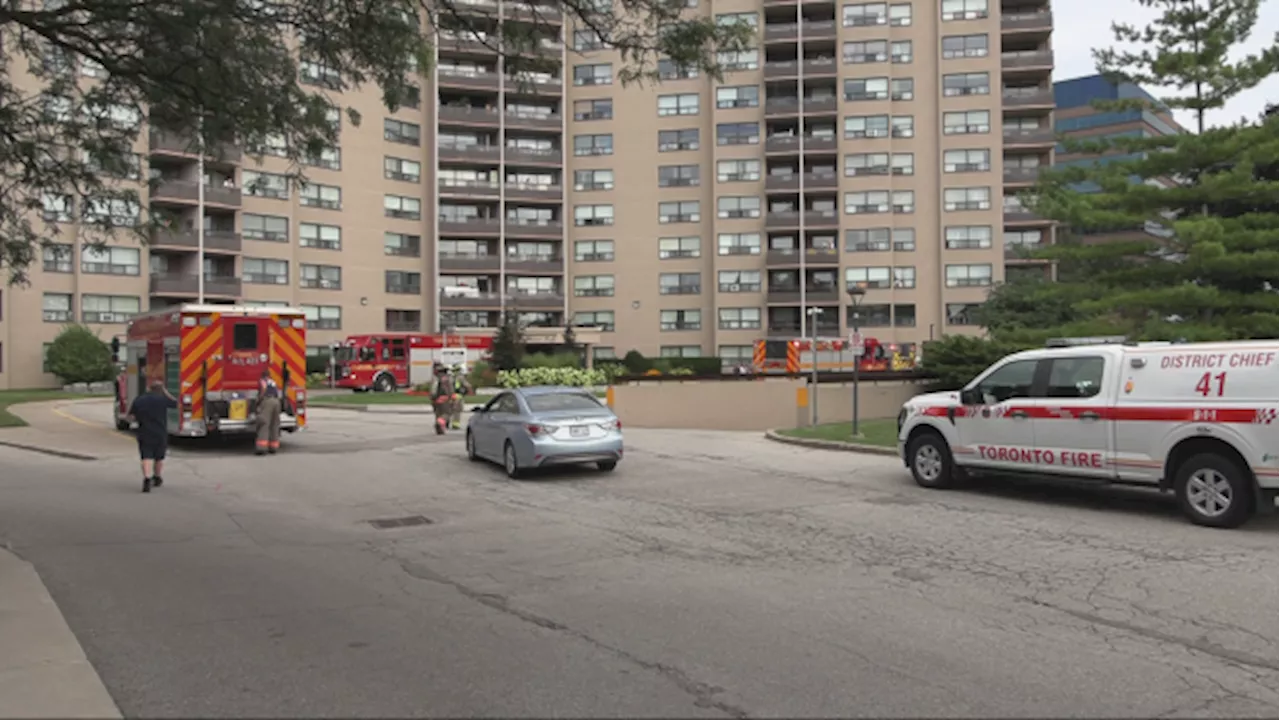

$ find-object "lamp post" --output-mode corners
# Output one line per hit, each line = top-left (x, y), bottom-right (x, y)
(806, 307), (823, 426)
(847, 284), (866, 437)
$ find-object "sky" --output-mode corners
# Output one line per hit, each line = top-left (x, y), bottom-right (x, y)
(1050, 0), (1280, 129)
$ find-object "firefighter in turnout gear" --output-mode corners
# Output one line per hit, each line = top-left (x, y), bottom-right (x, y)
(430, 363), (455, 435)
(255, 370), (282, 455)
(449, 365), (473, 430)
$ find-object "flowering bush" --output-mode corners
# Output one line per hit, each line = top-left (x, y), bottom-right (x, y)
(497, 367), (609, 388)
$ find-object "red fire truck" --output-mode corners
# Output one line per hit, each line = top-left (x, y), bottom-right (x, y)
(332, 333), (494, 392)
(111, 304), (308, 437)
(751, 337), (918, 374)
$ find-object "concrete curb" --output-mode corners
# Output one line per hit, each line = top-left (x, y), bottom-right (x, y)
(310, 402), (483, 414)
(763, 429), (900, 457)
(0, 440), (97, 462)
(0, 548), (122, 719)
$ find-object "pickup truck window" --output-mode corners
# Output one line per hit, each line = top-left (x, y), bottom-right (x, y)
(1046, 356), (1105, 398)
(974, 359), (1037, 403)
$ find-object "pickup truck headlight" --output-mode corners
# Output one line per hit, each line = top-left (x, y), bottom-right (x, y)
(897, 406), (907, 434)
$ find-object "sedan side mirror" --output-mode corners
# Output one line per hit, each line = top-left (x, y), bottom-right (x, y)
(471, 406), (483, 413)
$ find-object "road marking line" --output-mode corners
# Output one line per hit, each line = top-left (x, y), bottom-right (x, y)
(50, 403), (133, 444)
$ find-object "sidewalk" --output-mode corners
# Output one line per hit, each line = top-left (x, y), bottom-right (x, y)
(0, 400), (132, 461)
(0, 548), (121, 719)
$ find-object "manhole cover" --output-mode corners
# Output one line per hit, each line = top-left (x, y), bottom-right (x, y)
(368, 515), (433, 530)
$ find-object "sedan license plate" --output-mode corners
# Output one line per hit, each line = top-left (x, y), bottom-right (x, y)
(570, 425), (589, 438)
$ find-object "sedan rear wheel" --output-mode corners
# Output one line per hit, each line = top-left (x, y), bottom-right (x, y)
(503, 441), (522, 479)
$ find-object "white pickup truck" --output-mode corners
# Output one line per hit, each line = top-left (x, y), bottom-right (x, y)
(897, 338), (1279, 528)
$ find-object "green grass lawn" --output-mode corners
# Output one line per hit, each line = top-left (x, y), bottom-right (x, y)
(777, 418), (900, 448)
(310, 389), (607, 407)
(0, 389), (108, 428)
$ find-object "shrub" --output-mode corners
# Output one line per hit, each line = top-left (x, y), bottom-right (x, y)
(306, 372), (328, 388)
(305, 353), (330, 375)
(674, 357), (723, 375)
(521, 352), (581, 369)
(621, 350), (649, 374)
(45, 324), (113, 384)
(467, 360), (498, 388)
(497, 367), (608, 388)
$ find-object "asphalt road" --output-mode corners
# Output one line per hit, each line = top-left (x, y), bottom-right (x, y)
(0, 402), (1276, 718)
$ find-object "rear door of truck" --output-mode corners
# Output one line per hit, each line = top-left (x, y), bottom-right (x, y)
(223, 315), (270, 422)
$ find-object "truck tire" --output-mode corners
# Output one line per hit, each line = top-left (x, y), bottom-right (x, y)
(1174, 452), (1255, 529)
(907, 431), (956, 490)
(112, 401), (130, 431)
(373, 374), (394, 393)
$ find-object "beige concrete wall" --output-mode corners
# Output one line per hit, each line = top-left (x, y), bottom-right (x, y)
(610, 377), (925, 431)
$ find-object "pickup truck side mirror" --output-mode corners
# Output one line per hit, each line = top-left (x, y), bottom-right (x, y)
(959, 388), (981, 405)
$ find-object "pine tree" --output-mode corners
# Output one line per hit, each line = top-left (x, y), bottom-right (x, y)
(1013, 0), (1279, 342)
(490, 311), (526, 372)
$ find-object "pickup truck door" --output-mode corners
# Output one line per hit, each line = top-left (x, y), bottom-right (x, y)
(954, 358), (1041, 472)
(1033, 355), (1114, 480)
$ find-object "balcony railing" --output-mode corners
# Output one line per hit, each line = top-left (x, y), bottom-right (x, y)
(504, 111), (562, 131)
(439, 290), (503, 308)
(150, 179), (242, 207)
(509, 290), (565, 309)
(438, 179), (500, 198)
(767, 286), (841, 304)
(148, 131), (241, 164)
(1002, 87), (1055, 108)
(505, 254), (563, 273)
(438, 105), (500, 125)
(765, 209), (840, 229)
(438, 252), (501, 272)
(765, 248), (839, 266)
(438, 216), (501, 236)
(504, 218), (563, 237)
(505, 146), (562, 165)
(436, 68), (500, 90)
(1001, 50), (1054, 70)
(149, 228), (242, 253)
(1003, 166), (1041, 184)
(1002, 11), (1053, 33)
(505, 183), (563, 201)
(1003, 128), (1055, 146)
(765, 134), (838, 154)
(149, 273), (241, 297)
(437, 144), (501, 163)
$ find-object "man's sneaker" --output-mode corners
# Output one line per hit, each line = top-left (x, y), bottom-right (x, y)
(142, 477), (152, 493)
(152, 476), (163, 488)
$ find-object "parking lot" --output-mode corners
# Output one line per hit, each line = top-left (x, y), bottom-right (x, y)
(0, 399), (1276, 717)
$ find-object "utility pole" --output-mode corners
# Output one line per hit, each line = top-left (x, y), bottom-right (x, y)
(847, 285), (866, 437)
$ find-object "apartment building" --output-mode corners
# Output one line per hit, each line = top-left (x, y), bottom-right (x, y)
(0, 0), (1055, 389)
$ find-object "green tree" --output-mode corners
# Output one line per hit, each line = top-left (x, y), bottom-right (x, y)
(490, 311), (526, 372)
(45, 324), (114, 384)
(920, 335), (1031, 391)
(0, 0), (751, 283)
(1020, 0), (1279, 341)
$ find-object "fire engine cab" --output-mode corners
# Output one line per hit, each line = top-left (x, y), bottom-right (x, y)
(897, 337), (1279, 529)
(751, 337), (917, 373)
(332, 333), (493, 392)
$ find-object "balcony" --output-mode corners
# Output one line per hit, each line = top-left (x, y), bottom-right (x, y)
(439, 105), (500, 127)
(505, 183), (563, 202)
(764, 61), (799, 80)
(764, 172), (838, 192)
(505, 75), (563, 95)
(505, 218), (563, 238)
(1001, 50), (1054, 73)
(765, 134), (838, 154)
(765, 98), (800, 117)
(1003, 206), (1052, 226)
(506, 255), (563, 273)
(439, 216), (501, 236)
(767, 286), (841, 304)
(439, 253), (501, 272)
(438, 144), (501, 164)
(438, 32), (497, 55)
(1002, 11), (1053, 36)
(803, 58), (839, 77)
(1004, 166), (1042, 185)
(150, 180), (242, 208)
(149, 228), (242, 253)
(504, 146), (562, 167)
(506, 3), (563, 24)
(149, 273), (241, 298)
(1003, 128), (1056, 148)
(437, 68), (500, 91)
(1002, 87), (1055, 110)
(439, 179), (500, 199)
(765, 209), (840, 229)
(148, 131), (241, 164)
(509, 290), (565, 309)
(504, 110), (562, 132)
(766, 247), (839, 267)
(439, 290), (503, 309)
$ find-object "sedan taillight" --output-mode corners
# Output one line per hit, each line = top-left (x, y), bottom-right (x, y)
(526, 423), (549, 435)
(598, 419), (621, 431)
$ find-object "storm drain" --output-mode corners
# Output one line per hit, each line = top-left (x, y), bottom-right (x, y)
(367, 515), (433, 530)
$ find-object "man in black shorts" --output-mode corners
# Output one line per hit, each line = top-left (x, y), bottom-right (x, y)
(127, 380), (178, 493)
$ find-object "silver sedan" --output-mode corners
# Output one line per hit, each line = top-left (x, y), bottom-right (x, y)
(465, 386), (623, 478)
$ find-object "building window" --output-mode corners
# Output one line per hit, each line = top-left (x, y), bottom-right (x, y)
(946, 302), (981, 325)
(1006, 229), (1044, 251)
(894, 304), (916, 327)
(854, 303), (892, 328)
(941, 0), (988, 21)
(659, 236), (700, 259)
(573, 63), (613, 86)
(716, 49), (759, 71)
(659, 345), (703, 358)
(301, 183), (342, 210)
(893, 266), (916, 289)
(385, 309), (422, 332)
(575, 240), (614, 261)
(299, 223), (341, 250)
(942, 33), (989, 58)
(385, 270), (422, 294)
(300, 264), (342, 290)
(891, 153), (914, 175)
(716, 85), (759, 109)
(303, 304), (342, 330)
(304, 146), (341, 170)
(659, 272), (701, 295)
(945, 225), (993, 249)
(243, 257), (289, 285)
(717, 159), (761, 182)
(719, 345), (754, 368)
(944, 149), (992, 172)
(572, 29), (607, 51)
(300, 59), (342, 88)
(572, 311), (616, 332)
(242, 170), (289, 199)
(942, 72), (990, 96)
(892, 190), (914, 213)
(845, 114), (889, 138)
(593, 346), (617, 361)
(573, 275), (615, 297)
(944, 110), (991, 135)
(42, 293), (73, 322)
(892, 228), (915, 251)
(717, 232), (761, 255)
(384, 232), (421, 257)
(845, 191), (890, 214)
(715, 11), (758, 27)
(660, 309), (701, 331)
(657, 59), (698, 80)
(42, 244), (72, 273)
(718, 307), (761, 330)
(40, 193), (73, 222)
(384, 194), (421, 220)
(717, 197), (761, 219)
(945, 264), (993, 287)
(384, 156), (422, 182)
(944, 187), (992, 211)
(658, 93), (700, 116)
(383, 118), (421, 145)
(844, 77), (888, 101)
(718, 270), (761, 292)
(847, 228), (908, 252)
(83, 198), (140, 225)
(243, 213), (288, 242)
(891, 40), (912, 63)
(80, 294), (139, 323)
(845, 266), (891, 290)
(658, 165), (700, 188)
(891, 77), (914, 100)
(843, 2), (887, 26)
(845, 152), (890, 176)
(658, 201), (700, 223)
(843, 40), (887, 64)
(658, 128), (699, 152)
(573, 98), (613, 121)
(81, 246), (140, 275)
(891, 115), (915, 138)
(574, 169), (614, 191)
(716, 122), (759, 146)
(573, 204), (614, 226)
(573, 133), (613, 156)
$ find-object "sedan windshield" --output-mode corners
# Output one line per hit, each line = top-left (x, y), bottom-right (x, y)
(526, 392), (604, 413)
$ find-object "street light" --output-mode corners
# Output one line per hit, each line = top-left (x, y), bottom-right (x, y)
(847, 284), (866, 438)
(805, 307), (823, 426)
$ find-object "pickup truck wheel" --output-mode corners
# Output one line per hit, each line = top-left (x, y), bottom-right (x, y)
(907, 432), (956, 490)
(1175, 453), (1255, 529)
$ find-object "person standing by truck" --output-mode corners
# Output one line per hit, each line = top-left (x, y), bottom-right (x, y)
(430, 363), (455, 435)
(449, 365), (473, 430)
(127, 379), (178, 493)
(255, 370), (282, 455)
